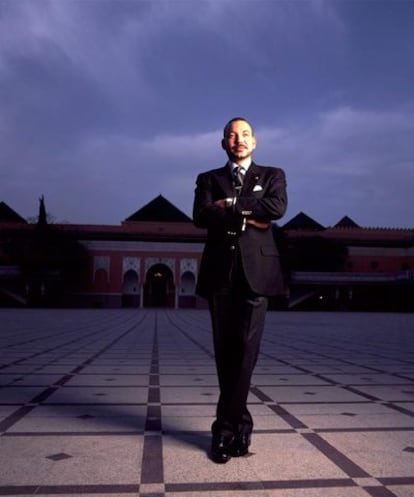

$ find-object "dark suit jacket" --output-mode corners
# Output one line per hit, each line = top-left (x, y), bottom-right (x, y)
(193, 162), (287, 298)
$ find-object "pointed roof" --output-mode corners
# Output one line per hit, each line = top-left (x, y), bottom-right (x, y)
(0, 201), (27, 224)
(124, 195), (192, 223)
(282, 211), (325, 231)
(334, 216), (360, 229)
(38, 195), (48, 227)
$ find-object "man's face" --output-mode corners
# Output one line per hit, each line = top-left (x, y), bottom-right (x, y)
(221, 120), (256, 163)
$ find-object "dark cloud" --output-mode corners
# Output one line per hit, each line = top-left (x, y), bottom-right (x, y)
(0, 0), (413, 228)
(2, 42), (111, 145)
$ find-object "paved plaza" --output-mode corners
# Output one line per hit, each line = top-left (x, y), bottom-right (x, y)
(0, 308), (413, 497)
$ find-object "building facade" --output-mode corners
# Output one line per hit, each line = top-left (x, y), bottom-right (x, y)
(0, 197), (413, 311)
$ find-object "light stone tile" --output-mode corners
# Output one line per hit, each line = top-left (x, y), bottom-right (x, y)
(321, 431), (414, 477)
(252, 374), (331, 386)
(161, 403), (216, 419)
(165, 403), (271, 419)
(0, 374), (26, 385)
(260, 489), (372, 497)
(159, 366), (216, 374)
(320, 374), (414, 385)
(245, 432), (347, 481)
(245, 416), (293, 431)
(301, 413), (413, 430)
(348, 385), (414, 402)
(254, 366), (300, 374)
(258, 385), (366, 403)
(43, 386), (148, 404)
(0, 366), (39, 373)
(299, 366), (375, 374)
(159, 374), (218, 386)
(395, 402), (414, 410)
(166, 492), (271, 497)
(81, 366), (150, 374)
(284, 402), (414, 429)
(24, 404), (146, 418)
(388, 485), (414, 497)
(27, 366), (79, 374)
(286, 403), (394, 416)
(0, 436), (66, 485)
(5, 374), (68, 386)
(64, 375), (149, 386)
(162, 416), (212, 433)
(43, 435), (143, 485)
(8, 404), (147, 433)
(0, 386), (46, 403)
(0, 405), (19, 418)
(160, 386), (219, 404)
(160, 386), (261, 404)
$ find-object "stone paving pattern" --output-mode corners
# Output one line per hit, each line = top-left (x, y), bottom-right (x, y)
(0, 308), (413, 497)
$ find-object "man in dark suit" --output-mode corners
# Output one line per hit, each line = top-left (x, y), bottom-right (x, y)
(193, 117), (288, 463)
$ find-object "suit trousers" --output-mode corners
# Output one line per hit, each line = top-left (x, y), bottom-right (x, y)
(208, 248), (268, 437)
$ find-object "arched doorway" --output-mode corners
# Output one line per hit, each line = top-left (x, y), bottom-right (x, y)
(122, 269), (139, 307)
(144, 263), (175, 308)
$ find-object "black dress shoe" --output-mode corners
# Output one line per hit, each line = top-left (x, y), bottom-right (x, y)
(229, 433), (251, 457)
(211, 434), (234, 464)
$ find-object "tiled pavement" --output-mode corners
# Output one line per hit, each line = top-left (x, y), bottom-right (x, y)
(0, 309), (413, 497)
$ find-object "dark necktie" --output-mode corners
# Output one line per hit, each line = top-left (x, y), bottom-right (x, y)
(233, 166), (245, 195)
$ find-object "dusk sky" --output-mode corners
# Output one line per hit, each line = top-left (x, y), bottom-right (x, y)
(1, 0), (413, 228)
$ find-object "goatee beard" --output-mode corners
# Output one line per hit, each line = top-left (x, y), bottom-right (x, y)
(229, 150), (252, 162)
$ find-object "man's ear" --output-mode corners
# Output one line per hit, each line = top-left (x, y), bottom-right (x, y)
(252, 137), (257, 149)
(221, 139), (226, 150)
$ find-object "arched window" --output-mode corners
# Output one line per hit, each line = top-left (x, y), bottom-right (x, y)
(122, 269), (139, 307)
(122, 270), (139, 294)
(181, 271), (195, 295)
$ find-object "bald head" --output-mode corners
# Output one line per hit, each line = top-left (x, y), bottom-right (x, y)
(223, 117), (254, 138)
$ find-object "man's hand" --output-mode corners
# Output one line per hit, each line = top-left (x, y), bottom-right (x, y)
(214, 199), (227, 209)
(246, 219), (271, 229)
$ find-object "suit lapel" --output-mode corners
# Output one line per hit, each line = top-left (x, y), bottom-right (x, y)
(215, 164), (235, 197)
(242, 162), (262, 195)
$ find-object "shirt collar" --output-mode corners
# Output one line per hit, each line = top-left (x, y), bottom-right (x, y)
(228, 159), (251, 172)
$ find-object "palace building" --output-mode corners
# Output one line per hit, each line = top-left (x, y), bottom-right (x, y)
(0, 197), (413, 311)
